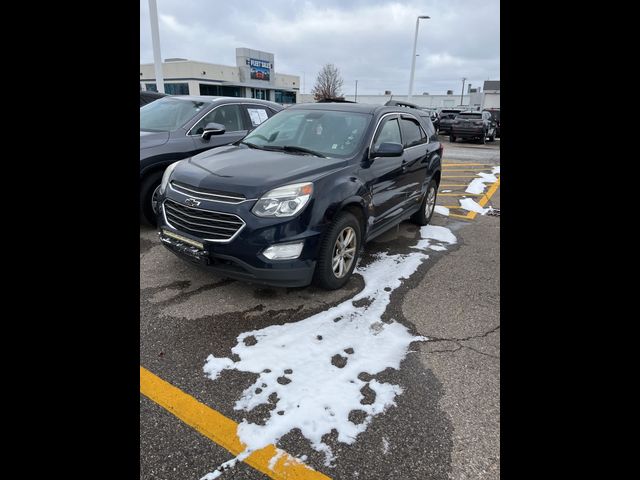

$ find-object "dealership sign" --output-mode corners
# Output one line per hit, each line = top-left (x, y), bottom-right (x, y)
(247, 58), (271, 81)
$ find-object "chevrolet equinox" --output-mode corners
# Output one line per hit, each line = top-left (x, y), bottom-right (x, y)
(155, 102), (443, 289)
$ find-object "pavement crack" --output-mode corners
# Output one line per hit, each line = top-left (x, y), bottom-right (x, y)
(460, 344), (499, 360)
(424, 325), (500, 359)
(426, 325), (500, 344)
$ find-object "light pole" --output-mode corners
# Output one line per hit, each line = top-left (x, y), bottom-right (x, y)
(407, 15), (430, 102)
(460, 77), (466, 107)
(148, 0), (165, 93)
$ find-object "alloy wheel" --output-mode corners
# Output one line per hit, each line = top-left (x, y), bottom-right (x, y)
(332, 227), (357, 278)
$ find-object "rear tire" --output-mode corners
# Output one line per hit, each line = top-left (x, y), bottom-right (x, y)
(449, 134), (456, 143)
(489, 130), (496, 142)
(411, 179), (438, 226)
(480, 133), (487, 144)
(140, 171), (163, 226)
(313, 211), (361, 290)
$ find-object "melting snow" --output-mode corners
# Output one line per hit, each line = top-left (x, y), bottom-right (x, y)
(434, 205), (450, 216)
(441, 189), (452, 193)
(201, 224), (457, 476)
(459, 197), (490, 214)
(268, 448), (286, 471)
(466, 172), (497, 194)
(465, 165), (500, 195)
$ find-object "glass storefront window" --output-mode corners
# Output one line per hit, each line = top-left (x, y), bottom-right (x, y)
(251, 88), (268, 100)
(275, 90), (296, 104)
(199, 84), (242, 97)
(164, 83), (189, 95)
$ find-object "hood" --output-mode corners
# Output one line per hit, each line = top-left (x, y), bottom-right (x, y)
(140, 130), (170, 150)
(171, 144), (348, 199)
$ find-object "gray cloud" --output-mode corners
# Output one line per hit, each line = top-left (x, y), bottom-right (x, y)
(140, 0), (499, 95)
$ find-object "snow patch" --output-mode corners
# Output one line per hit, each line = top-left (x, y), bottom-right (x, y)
(434, 205), (449, 216)
(465, 172), (497, 194)
(382, 437), (390, 454)
(459, 197), (490, 214)
(441, 189), (452, 193)
(201, 225), (457, 475)
(268, 448), (286, 471)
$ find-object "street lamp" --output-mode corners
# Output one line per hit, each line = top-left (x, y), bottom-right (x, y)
(407, 15), (430, 101)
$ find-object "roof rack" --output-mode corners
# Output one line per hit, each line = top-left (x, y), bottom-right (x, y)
(384, 99), (422, 110)
(316, 97), (357, 103)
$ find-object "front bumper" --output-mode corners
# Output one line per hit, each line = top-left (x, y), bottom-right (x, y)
(157, 193), (321, 288)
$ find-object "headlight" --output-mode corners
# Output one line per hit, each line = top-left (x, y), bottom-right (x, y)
(159, 161), (180, 195)
(252, 182), (313, 218)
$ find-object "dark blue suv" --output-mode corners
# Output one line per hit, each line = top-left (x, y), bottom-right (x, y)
(155, 102), (443, 289)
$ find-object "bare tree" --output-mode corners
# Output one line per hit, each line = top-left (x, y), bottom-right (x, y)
(311, 64), (344, 101)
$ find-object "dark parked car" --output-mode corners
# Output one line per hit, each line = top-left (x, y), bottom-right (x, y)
(140, 96), (283, 225)
(140, 90), (167, 107)
(483, 108), (500, 137)
(450, 110), (497, 144)
(437, 109), (462, 135)
(155, 102), (443, 289)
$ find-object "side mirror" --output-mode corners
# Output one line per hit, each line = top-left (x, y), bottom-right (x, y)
(371, 142), (404, 159)
(202, 122), (225, 140)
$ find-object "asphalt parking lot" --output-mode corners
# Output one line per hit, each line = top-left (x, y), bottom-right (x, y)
(140, 138), (500, 480)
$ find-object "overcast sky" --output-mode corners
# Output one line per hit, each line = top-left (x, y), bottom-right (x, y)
(140, 0), (499, 96)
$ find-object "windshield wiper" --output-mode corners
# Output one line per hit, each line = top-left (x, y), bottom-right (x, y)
(241, 142), (326, 158)
(240, 141), (273, 150)
(282, 145), (326, 158)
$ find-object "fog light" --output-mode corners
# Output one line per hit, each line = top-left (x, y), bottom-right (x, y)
(262, 242), (304, 260)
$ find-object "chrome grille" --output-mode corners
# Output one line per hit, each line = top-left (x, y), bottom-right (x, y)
(163, 199), (245, 242)
(170, 181), (246, 204)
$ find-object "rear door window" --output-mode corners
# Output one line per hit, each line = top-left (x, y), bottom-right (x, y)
(399, 117), (427, 148)
(245, 105), (272, 127)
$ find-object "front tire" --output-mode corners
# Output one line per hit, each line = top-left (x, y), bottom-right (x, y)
(411, 179), (438, 226)
(449, 134), (456, 143)
(313, 212), (361, 290)
(140, 171), (163, 226)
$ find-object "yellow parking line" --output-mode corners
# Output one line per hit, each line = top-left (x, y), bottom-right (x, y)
(442, 163), (495, 166)
(466, 177), (500, 220)
(438, 193), (483, 197)
(448, 212), (474, 220)
(140, 366), (331, 480)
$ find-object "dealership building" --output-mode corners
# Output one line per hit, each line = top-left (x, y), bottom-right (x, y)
(140, 48), (300, 104)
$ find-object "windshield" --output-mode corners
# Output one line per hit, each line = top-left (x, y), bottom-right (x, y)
(440, 114), (458, 120)
(242, 109), (370, 158)
(140, 97), (207, 132)
(459, 113), (482, 119)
